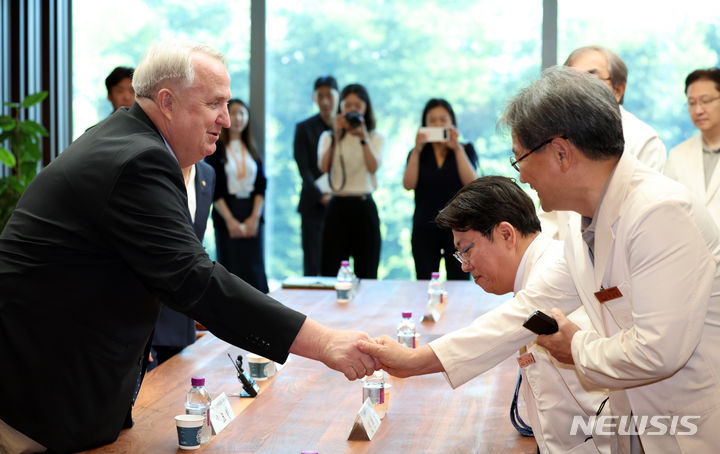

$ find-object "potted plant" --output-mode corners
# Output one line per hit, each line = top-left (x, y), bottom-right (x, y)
(0, 91), (49, 231)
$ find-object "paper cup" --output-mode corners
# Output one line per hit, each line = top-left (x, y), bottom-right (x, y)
(175, 414), (204, 450)
(247, 353), (275, 380)
(335, 281), (352, 303)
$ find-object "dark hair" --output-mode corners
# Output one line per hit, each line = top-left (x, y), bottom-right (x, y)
(500, 66), (624, 161)
(314, 75), (338, 91)
(435, 176), (541, 239)
(220, 98), (261, 162)
(685, 68), (720, 94)
(338, 83), (376, 132)
(105, 66), (134, 94)
(421, 98), (457, 127)
(564, 45), (628, 104)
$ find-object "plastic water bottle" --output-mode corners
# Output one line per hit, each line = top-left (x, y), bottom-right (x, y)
(185, 376), (212, 443)
(428, 271), (444, 307)
(362, 370), (386, 418)
(397, 311), (416, 348)
(335, 260), (353, 303)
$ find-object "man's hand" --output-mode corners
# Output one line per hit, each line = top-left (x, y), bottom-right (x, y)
(319, 329), (381, 380)
(358, 335), (444, 378)
(535, 308), (580, 364)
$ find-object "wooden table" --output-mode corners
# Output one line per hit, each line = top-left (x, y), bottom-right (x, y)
(82, 280), (537, 453)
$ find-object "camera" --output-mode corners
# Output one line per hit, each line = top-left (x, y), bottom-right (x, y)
(344, 111), (364, 129)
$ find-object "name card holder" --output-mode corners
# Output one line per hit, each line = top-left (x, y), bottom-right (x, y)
(348, 397), (382, 441)
(209, 392), (235, 435)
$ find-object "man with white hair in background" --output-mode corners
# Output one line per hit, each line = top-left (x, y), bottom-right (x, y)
(0, 41), (378, 453)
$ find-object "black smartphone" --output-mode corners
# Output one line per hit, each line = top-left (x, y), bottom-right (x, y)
(523, 310), (559, 335)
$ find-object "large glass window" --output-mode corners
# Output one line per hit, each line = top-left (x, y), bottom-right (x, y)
(265, 0), (542, 280)
(72, 0), (251, 260)
(72, 0), (250, 139)
(558, 1), (720, 151)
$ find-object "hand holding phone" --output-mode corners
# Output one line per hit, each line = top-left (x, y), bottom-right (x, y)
(523, 310), (559, 335)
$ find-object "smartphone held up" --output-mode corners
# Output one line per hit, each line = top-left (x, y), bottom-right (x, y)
(419, 126), (449, 142)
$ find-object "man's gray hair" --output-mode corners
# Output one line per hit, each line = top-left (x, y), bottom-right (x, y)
(132, 40), (226, 99)
(500, 65), (624, 160)
(564, 45), (628, 104)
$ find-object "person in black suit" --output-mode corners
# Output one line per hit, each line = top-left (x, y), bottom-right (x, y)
(293, 76), (338, 275)
(149, 159), (215, 369)
(0, 40), (378, 454)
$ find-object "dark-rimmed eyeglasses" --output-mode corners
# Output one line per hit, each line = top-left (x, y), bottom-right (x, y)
(509, 136), (567, 171)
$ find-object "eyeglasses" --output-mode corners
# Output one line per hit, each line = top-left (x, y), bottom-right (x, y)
(453, 241), (474, 265)
(509, 136), (567, 171)
(687, 96), (720, 109)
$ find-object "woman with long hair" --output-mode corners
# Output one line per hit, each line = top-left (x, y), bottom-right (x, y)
(205, 98), (269, 293)
(403, 98), (477, 280)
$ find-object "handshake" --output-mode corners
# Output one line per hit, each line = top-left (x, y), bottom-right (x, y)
(295, 319), (426, 380)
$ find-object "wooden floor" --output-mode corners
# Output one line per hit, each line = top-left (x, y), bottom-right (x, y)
(81, 280), (538, 453)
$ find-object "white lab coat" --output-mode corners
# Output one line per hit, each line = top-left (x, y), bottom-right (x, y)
(434, 152), (720, 453)
(665, 134), (720, 229)
(541, 106), (667, 240)
(431, 234), (609, 453)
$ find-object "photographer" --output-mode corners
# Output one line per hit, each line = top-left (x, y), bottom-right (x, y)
(318, 83), (385, 278)
(403, 98), (477, 279)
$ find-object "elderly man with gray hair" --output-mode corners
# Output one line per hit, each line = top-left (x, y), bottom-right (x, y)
(0, 40), (378, 453)
(361, 66), (720, 453)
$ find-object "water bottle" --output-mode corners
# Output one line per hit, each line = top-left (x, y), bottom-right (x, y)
(185, 376), (212, 444)
(428, 271), (444, 308)
(335, 260), (353, 303)
(362, 370), (386, 419)
(397, 311), (416, 348)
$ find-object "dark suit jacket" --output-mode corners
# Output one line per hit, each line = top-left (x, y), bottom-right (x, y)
(152, 160), (215, 348)
(293, 114), (331, 213)
(0, 103), (306, 453)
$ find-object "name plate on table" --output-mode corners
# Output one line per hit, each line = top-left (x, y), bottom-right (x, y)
(210, 392), (235, 435)
(348, 397), (382, 441)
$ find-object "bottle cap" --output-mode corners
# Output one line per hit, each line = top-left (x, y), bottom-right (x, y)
(341, 260), (350, 267)
(191, 376), (205, 387)
(402, 311), (412, 318)
(431, 271), (440, 279)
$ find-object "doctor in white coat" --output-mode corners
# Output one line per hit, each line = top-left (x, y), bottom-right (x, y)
(386, 176), (612, 453)
(665, 68), (720, 229)
(541, 45), (668, 241)
(361, 67), (720, 454)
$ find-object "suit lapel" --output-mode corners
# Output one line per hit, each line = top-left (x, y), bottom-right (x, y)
(684, 135), (706, 200)
(564, 225), (606, 336)
(593, 153), (637, 289)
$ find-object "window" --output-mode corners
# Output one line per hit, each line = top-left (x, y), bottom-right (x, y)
(558, 0), (720, 150)
(265, 0), (541, 279)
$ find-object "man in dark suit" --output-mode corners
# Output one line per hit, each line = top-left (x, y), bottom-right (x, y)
(0, 41), (377, 453)
(150, 159), (215, 369)
(293, 75), (338, 275)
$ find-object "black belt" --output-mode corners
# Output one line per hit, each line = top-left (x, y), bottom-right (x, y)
(332, 194), (372, 201)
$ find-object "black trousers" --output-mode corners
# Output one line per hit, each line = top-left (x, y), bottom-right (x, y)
(212, 197), (269, 293)
(321, 195), (381, 279)
(300, 205), (326, 276)
(411, 224), (469, 280)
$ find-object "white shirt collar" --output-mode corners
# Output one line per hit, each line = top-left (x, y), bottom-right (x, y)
(513, 234), (542, 294)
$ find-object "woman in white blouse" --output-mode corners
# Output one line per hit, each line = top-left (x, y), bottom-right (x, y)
(318, 84), (385, 278)
(206, 98), (269, 293)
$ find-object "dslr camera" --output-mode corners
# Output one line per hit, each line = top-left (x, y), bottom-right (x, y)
(344, 111), (364, 129)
